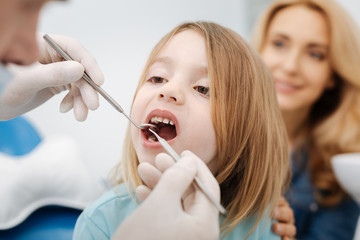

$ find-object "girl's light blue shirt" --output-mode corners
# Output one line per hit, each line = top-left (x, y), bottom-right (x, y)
(73, 183), (279, 240)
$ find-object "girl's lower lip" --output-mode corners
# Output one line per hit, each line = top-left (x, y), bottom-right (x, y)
(141, 132), (176, 149)
(141, 138), (163, 149)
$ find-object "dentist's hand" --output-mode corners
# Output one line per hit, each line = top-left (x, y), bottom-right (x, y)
(0, 33), (104, 121)
(112, 150), (220, 240)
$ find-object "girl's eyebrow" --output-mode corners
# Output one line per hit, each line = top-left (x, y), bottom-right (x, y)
(153, 56), (172, 65)
(198, 65), (208, 74)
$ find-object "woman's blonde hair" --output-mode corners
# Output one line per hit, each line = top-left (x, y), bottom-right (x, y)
(251, 0), (360, 206)
(112, 21), (290, 236)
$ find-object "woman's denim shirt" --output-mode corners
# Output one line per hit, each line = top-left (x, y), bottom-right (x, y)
(286, 149), (359, 239)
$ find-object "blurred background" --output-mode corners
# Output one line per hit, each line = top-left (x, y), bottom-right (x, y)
(28, 0), (360, 181)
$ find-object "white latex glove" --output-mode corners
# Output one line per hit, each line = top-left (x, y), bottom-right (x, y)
(112, 150), (220, 240)
(0, 33), (104, 121)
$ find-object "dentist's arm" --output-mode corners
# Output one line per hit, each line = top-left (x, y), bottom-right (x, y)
(112, 150), (220, 240)
(0, 33), (104, 121)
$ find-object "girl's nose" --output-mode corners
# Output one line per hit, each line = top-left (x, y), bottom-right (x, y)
(158, 81), (185, 104)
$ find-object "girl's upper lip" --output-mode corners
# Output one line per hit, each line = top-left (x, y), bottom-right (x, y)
(145, 109), (179, 128)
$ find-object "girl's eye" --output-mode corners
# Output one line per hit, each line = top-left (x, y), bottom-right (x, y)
(194, 86), (209, 95)
(148, 76), (166, 84)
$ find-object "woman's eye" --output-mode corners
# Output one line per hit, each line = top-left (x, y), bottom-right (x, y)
(309, 51), (325, 61)
(272, 40), (285, 48)
(149, 76), (166, 84)
(194, 86), (209, 95)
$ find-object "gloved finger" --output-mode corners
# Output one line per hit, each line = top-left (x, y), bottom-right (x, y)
(77, 55), (104, 86)
(34, 61), (84, 90)
(74, 79), (99, 110)
(150, 157), (197, 202)
(180, 150), (221, 217)
(181, 150), (219, 198)
(177, 154), (197, 210)
(60, 91), (74, 113)
(48, 84), (71, 95)
(6, 61), (84, 93)
(155, 153), (175, 173)
(135, 185), (151, 202)
(154, 153), (196, 210)
(72, 87), (88, 121)
(138, 162), (162, 190)
(44, 34), (104, 86)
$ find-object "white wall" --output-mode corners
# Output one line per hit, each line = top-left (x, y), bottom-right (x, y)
(336, 0), (360, 25)
(28, 0), (248, 180)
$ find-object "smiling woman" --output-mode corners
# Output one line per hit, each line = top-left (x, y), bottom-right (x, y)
(251, 0), (360, 239)
(261, 5), (333, 114)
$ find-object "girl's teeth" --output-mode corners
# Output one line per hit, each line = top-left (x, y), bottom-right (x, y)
(150, 116), (174, 125)
(148, 135), (156, 142)
(151, 117), (158, 124)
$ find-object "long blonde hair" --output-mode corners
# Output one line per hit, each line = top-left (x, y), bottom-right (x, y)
(251, 0), (360, 206)
(112, 21), (289, 235)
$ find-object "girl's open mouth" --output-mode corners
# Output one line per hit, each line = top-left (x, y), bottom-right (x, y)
(143, 116), (177, 142)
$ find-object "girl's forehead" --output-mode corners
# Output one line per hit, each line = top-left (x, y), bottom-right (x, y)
(163, 30), (204, 51)
(150, 31), (207, 66)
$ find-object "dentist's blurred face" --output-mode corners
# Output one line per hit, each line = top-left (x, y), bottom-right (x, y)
(261, 5), (333, 113)
(0, 0), (50, 66)
(131, 30), (218, 173)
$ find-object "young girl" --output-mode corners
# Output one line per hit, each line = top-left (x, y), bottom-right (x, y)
(251, 0), (360, 238)
(74, 21), (290, 239)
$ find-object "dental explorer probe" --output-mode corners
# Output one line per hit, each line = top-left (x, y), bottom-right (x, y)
(43, 34), (155, 130)
(148, 128), (227, 215)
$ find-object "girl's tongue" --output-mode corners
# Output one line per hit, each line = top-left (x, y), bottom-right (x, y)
(157, 124), (177, 140)
(144, 122), (177, 142)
